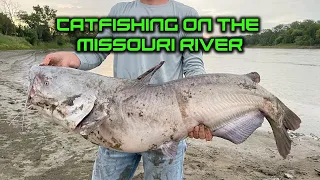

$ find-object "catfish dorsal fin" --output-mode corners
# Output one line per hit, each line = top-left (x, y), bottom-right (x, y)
(136, 61), (165, 85)
(121, 61), (165, 92)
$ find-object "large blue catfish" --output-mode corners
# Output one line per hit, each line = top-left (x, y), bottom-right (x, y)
(27, 61), (301, 159)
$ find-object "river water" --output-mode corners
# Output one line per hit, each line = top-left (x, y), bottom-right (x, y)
(203, 48), (320, 137)
(2, 48), (319, 137)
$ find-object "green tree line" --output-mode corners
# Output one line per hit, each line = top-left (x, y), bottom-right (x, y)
(0, 2), (96, 48)
(1, 1), (320, 49)
(244, 20), (320, 47)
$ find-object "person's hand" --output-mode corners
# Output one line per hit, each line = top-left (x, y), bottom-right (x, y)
(188, 124), (213, 141)
(40, 51), (81, 68)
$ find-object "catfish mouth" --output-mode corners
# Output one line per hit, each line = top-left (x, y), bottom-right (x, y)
(27, 83), (66, 122)
(30, 92), (97, 131)
(29, 94), (86, 130)
(28, 94), (61, 117)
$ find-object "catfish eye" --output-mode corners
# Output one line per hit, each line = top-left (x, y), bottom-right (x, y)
(44, 81), (49, 86)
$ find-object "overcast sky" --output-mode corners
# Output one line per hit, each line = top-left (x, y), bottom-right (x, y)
(13, 0), (320, 30)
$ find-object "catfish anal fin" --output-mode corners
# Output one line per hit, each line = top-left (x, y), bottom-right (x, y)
(212, 111), (265, 144)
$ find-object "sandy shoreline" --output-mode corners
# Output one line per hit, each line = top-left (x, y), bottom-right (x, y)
(0, 50), (319, 180)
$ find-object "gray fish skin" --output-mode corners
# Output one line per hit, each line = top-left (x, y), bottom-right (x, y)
(27, 62), (301, 159)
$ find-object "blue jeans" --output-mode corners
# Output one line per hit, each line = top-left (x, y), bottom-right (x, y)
(91, 140), (187, 180)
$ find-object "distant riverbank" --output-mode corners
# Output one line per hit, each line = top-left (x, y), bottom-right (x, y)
(0, 34), (73, 51)
(2, 34), (320, 51)
(246, 44), (320, 49)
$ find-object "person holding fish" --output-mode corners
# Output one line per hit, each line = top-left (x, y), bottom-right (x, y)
(41, 0), (213, 179)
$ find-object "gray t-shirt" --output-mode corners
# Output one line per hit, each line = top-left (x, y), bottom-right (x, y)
(74, 0), (206, 84)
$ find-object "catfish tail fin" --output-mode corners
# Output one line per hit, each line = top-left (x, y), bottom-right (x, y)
(263, 98), (301, 159)
(267, 118), (292, 159)
(277, 99), (301, 131)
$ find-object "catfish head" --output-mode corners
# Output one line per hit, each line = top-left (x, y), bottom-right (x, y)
(27, 65), (97, 131)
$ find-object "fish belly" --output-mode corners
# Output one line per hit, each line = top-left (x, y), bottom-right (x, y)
(181, 84), (266, 143)
(86, 86), (191, 152)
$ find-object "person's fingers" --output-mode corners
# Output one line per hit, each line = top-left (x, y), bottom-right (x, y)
(39, 52), (80, 68)
(193, 126), (199, 139)
(41, 54), (60, 66)
(188, 131), (194, 138)
(205, 127), (213, 141)
(40, 55), (53, 66)
(41, 53), (65, 66)
(48, 57), (61, 66)
(199, 124), (206, 139)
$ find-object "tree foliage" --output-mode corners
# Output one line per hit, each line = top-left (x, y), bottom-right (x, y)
(0, 0), (19, 22)
(244, 20), (320, 46)
(0, 12), (15, 35)
(17, 5), (57, 42)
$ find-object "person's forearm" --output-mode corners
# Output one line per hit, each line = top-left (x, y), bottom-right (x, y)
(182, 51), (206, 77)
(182, 8), (206, 77)
(73, 27), (111, 71)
